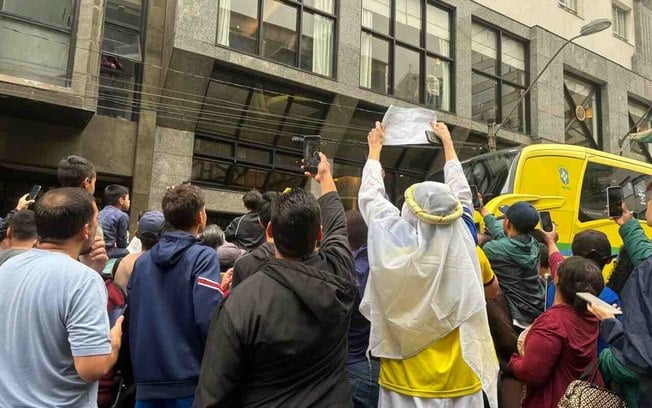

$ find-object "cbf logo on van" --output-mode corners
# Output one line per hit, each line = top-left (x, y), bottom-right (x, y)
(558, 165), (570, 189)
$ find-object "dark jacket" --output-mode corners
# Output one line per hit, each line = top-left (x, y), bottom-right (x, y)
(483, 214), (544, 324)
(99, 205), (130, 259)
(231, 242), (276, 288)
(128, 231), (223, 400)
(347, 246), (371, 365)
(194, 191), (358, 408)
(225, 212), (266, 251)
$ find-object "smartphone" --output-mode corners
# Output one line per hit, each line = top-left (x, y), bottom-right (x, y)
(303, 136), (321, 174)
(425, 130), (441, 145)
(576, 292), (622, 315)
(539, 211), (553, 232)
(607, 186), (623, 218)
(470, 185), (481, 209)
(29, 185), (42, 200)
(109, 305), (127, 327)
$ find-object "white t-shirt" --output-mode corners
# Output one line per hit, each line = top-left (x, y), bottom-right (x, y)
(0, 249), (111, 407)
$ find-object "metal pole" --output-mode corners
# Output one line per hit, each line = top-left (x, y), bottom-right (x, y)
(487, 122), (496, 152)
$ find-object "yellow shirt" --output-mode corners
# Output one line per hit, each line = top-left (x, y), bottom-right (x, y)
(379, 247), (494, 398)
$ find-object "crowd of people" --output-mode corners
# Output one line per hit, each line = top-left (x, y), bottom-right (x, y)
(0, 121), (651, 408)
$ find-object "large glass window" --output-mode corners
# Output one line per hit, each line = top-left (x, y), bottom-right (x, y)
(612, 5), (627, 39)
(217, 0), (336, 77)
(0, 0), (74, 86)
(360, 0), (453, 112)
(471, 22), (528, 133)
(98, 0), (145, 121)
(563, 74), (601, 148)
(579, 162), (649, 222)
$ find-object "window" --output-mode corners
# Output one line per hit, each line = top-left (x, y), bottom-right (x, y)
(471, 22), (528, 133)
(612, 5), (627, 39)
(627, 99), (652, 160)
(563, 74), (601, 149)
(360, 0), (453, 111)
(579, 162), (648, 222)
(98, 0), (146, 121)
(559, 0), (578, 13)
(0, 0), (75, 86)
(217, 0), (336, 77)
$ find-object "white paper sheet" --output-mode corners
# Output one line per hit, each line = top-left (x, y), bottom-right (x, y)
(381, 105), (437, 146)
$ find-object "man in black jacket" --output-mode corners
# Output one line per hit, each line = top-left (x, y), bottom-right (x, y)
(194, 153), (358, 408)
(224, 189), (265, 251)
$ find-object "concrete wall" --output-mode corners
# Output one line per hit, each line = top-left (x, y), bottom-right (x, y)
(473, 0), (636, 70)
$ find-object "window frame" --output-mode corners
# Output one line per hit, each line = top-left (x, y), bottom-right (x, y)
(359, 0), (456, 113)
(0, 0), (79, 86)
(612, 4), (627, 40)
(471, 19), (530, 134)
(215, 0), (339, 79)
(98, 0), (148, 121)
(558, 0), (578, 14)
(563, 72), (602, 150)
(627, 98), (652, 162)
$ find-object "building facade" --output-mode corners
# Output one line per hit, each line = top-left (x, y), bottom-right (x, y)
(0, 0), (651, 224)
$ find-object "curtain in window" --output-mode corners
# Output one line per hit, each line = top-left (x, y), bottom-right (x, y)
(217, 0), (231, 46)
(312, 0), (334, 76)
(360, 11), (373, 88)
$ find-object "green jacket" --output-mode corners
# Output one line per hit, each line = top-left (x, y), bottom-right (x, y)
(619, 219), (652, 269)
(483, 214), (543, 324)
(600, 348), (639, 408)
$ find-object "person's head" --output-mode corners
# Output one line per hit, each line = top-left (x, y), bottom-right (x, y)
(34, 188), (97, 255)
(572, 229), (613, 270)
(257, 191), (280, 228)
(243, 189), (263, 212)
(269, 188), (321, 259)
(5, 210), (37, 249)
(104, 184), (130, 211)
(162, 184), (206, 233)
(556, 256), (604, 313)
(607, 246), (634, 296)
(200, 224), (225, 249)
(57, 155), (97, 194)
(137, 210), (165, 251)
(530, 230), (550, 269)
(346, 209), (368, 251)
(499, 202), (539, 236)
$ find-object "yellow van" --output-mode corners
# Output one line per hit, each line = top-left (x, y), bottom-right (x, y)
(428, 144), (652, 260)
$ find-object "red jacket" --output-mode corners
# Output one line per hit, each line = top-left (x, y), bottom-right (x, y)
(509, 303), (603, 407)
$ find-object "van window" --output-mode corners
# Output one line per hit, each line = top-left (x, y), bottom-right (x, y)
(579, 162), (649, 222)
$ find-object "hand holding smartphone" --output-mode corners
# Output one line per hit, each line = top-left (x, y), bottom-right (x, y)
(29, 185), (42, 200)
(303, 136), (321, 175)
(470, 185), (482, 209)
(539, 211), (553, 232)
(606, 186), (623, 218)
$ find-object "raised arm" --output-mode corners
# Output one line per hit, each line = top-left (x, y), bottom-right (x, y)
(432, 122), (472, 211)
(617, 205), (652, 268)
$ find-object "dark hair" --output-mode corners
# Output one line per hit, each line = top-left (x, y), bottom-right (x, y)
(6, 210), (37, 241)
(200, 224), (225, 249)
(346, 209), (368, 251)
(607, 246), (634, 296)
(258, 191), (280, 227)
(557, 256), (604, 312)
(243, 189), (263, 211)
(35, 188), (95, 242)
(572, 229), (613, 270)
(529, 230), (550, 268)
(271, 188), (320, 259)
(57, 155), (96, 187)
(104, 184), (129, 206)
(140, 234), (159, 251)
(162, 184), (205, 230)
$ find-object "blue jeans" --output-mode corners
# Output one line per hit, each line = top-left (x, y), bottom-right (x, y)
(347, 359), (380, 408)
(135, 397), (193, 408)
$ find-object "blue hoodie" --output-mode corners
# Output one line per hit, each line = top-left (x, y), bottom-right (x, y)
(128, 231), (222, 400)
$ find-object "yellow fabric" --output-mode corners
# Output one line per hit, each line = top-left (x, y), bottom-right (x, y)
(403, 184), (463, 225)
(378, 247), (492, 399)
(477, 247), (495, 284)
(602, 261), (615, 283)
(379, 329), (482, 398)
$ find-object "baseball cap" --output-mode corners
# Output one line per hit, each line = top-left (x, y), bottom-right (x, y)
(137, 210), (165, 237)
(572, 229), (614, 267)
(499, 201), (539, 233)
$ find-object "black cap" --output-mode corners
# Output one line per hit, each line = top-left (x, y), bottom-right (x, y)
(499, 201), (539, 233)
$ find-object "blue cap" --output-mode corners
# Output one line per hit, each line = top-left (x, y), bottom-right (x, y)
(137, 211), (165, 237)
(499, 201), (539, 233)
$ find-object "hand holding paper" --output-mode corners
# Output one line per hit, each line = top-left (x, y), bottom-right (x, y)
(381, 105), (437, 146)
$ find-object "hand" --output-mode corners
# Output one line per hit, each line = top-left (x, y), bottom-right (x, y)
(431, 121), (452, 143)
(476, 192), (485, 209)
(587, 302), (617, 321)
(541, 223), (559, 245)
(303, 152), (332, 183)
(79, 238), (109, 273)
(221, 268), (233, 292)
(110, 315), (124, 349)
(615, 203), (633, 226)
(367, 121), (384, 160)
(16, 194), (35, 211)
